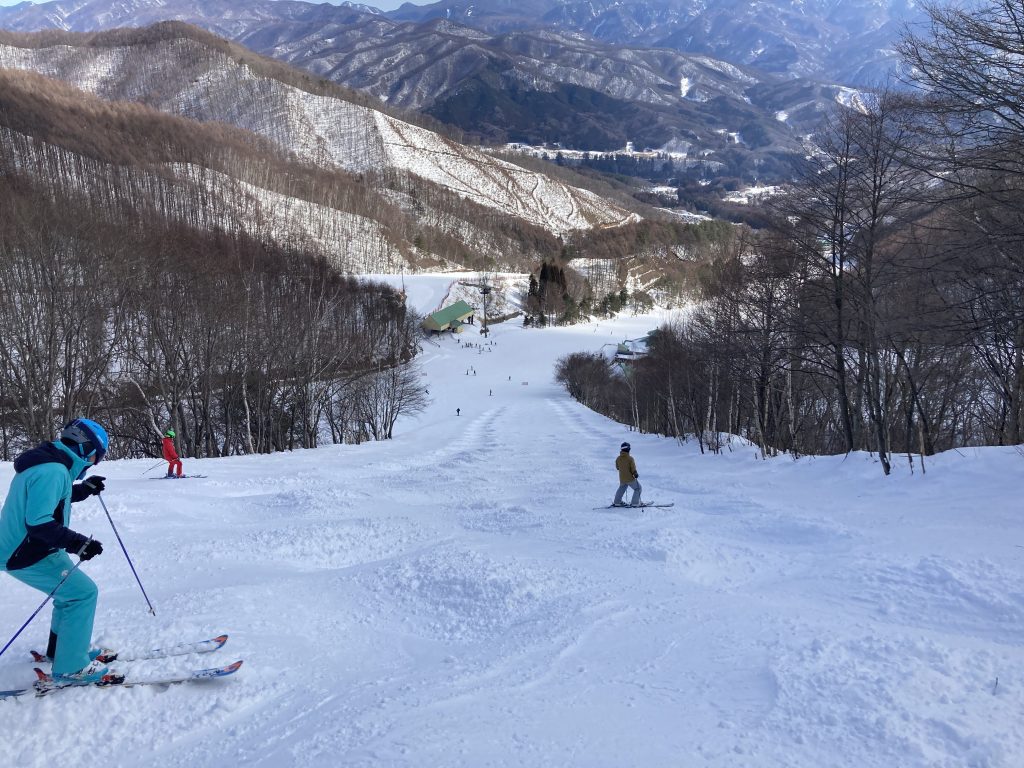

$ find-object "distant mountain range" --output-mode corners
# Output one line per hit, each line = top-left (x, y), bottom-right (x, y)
(389, 0), (925, 85)
(0, 0), (924, 85)
(0, 0), (917, 185)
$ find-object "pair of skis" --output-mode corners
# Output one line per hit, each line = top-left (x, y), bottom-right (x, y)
(593, 501), (675, 510)
(150, 474), (208, 480)
(0, 633), (241, 700)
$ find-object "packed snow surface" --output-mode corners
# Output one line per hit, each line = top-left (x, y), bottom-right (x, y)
(1, 274), (1022, 767)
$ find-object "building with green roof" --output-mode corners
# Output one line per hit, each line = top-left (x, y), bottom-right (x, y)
(422, 300), (476, 333)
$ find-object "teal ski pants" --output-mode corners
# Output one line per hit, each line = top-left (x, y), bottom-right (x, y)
(6, 551), (97, 675)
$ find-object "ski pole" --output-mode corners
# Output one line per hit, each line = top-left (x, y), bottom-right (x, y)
(142, 460), (164, 475)
(0, 556), (86, 662)
(96, 493), (156, 616)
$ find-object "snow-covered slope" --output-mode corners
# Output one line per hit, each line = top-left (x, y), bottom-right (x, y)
(0, 275), (1021, 767)
(0, 31), (637, 235)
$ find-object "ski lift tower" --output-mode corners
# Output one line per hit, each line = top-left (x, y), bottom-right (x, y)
(480, 282), (491, 336)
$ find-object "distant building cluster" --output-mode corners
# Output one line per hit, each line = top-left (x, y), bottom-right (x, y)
(496, 141), (683, 162)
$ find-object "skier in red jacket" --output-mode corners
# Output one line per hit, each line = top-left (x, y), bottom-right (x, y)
(162, 429), (183, 478)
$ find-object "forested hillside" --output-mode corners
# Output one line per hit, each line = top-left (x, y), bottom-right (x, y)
(0, 112), (422, 461)
(556, 1), (1024, 470)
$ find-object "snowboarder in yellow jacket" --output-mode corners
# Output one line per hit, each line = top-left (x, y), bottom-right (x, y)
(612, 442), (641, 507)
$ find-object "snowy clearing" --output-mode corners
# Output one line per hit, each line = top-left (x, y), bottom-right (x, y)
(1, 273), (1022, 768)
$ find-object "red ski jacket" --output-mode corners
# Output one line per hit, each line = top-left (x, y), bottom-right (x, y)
(162, 436), (179, 462)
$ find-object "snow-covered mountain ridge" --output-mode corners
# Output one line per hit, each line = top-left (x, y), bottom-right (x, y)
(393, 0), (926, 84)
(0, 24), (637, 237)
(0, 0), (924, 87)
(0, 0), (876, 182)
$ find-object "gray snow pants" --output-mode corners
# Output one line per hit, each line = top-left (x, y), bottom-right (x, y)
(613, 480), (641, 506)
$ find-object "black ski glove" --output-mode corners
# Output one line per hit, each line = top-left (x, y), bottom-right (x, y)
(81, 476), (105, 496)
(77, 539), (103, 561)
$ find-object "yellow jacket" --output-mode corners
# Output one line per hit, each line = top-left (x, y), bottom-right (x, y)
(615, 451), (638, 483)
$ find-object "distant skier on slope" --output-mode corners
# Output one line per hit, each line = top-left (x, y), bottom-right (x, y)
(612, 441), (641, 508)
(162, 428), (183, 478)
(0, 418), (117, 684)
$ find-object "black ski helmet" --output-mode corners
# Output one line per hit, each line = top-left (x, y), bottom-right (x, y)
(620, 442), (630, 451)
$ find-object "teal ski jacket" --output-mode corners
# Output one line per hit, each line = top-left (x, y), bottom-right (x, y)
(0, 441), (94, 571)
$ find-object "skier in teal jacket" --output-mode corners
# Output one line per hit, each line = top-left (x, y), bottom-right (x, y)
(0, 418), (111, 682)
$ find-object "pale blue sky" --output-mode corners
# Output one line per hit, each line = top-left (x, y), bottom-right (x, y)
(0, 0), (428, 9)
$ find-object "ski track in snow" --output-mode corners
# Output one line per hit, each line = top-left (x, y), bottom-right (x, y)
(1, 274), (1022, 767)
